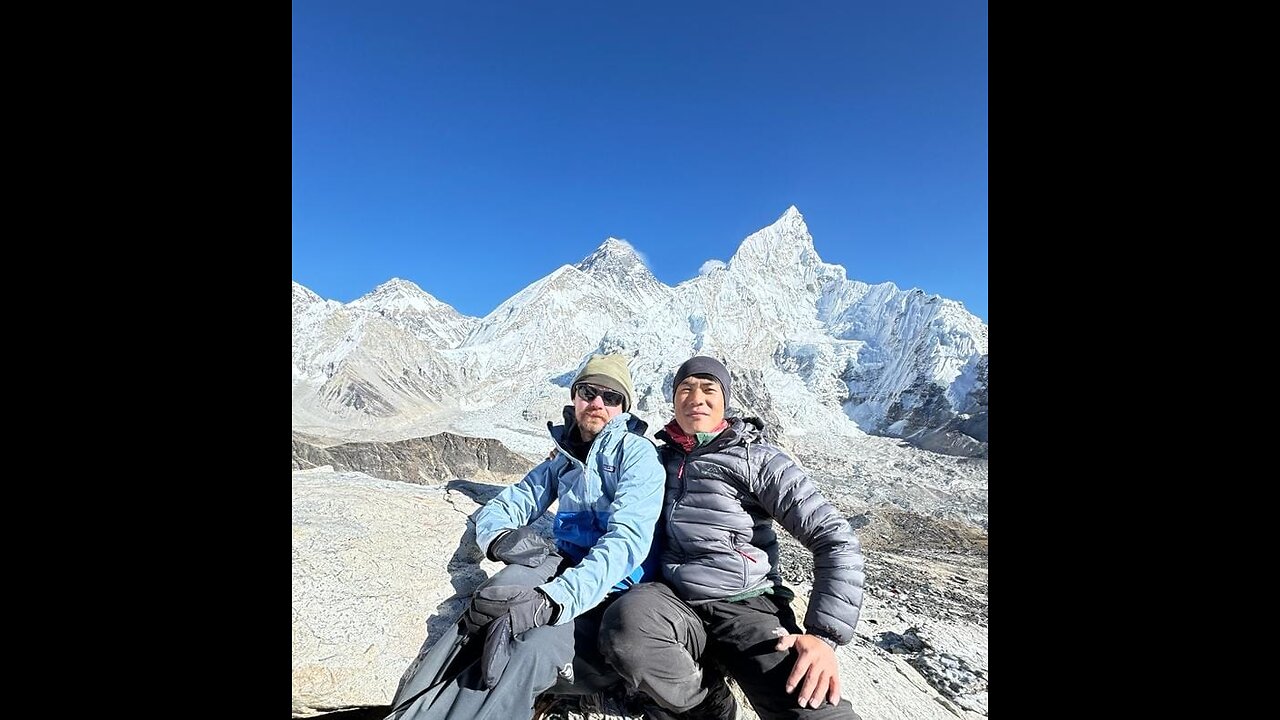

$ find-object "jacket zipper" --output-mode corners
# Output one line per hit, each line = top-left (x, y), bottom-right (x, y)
(674, 456), (688, 503)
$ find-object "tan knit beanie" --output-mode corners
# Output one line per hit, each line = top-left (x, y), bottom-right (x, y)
(571, 354), (636, 412)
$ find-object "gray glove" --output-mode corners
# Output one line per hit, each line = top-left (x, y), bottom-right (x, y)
(487, 527), (556, 567)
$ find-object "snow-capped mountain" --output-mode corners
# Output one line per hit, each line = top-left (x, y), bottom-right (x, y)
(292, 279), (475, 425)
(575, 237), (673, 310)
(594, 207), (987, 453)
(292, 207), (988, 523)
(349, 278), (478, 349)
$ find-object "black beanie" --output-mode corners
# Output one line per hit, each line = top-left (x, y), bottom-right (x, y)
(672, 356), (731, 408)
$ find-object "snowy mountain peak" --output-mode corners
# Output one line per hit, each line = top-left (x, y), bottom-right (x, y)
(344, 277), (478, 350)
(575, 237), (672, 311)
(350, 278), (470, 320)
(293, 280), (322, 307)
(729, 206), (821, 273)
(376, 277), (421, 292)
(293, 281), (345, 323)
(576, 237), (646, 274)
(358, 277), (432, 305)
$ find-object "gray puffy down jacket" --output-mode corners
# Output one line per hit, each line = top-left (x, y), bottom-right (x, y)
(656, 417), (865, 645)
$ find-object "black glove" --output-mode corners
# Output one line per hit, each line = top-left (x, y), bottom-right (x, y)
(487, 527), (556, 567)
(471, 586), (557, 688)
(464, 585), (556, 637)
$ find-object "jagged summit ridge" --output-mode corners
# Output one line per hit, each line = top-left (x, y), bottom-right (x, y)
(730, 205), (823, 275)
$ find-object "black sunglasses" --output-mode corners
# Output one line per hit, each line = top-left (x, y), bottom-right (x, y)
(574, 383), (625, 407)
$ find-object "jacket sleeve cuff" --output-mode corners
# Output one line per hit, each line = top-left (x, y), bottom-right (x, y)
(476, 528), (509, 560)
(809, 632), (840, 649)
(484, 529), (514, 561)
(536, 580), (574, 625)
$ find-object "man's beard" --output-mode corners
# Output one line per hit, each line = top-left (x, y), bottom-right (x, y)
(575, 409), (609, 439)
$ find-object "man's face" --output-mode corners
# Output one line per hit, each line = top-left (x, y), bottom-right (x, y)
(674, 375), (725, 435)
(573, 383), (625, 440)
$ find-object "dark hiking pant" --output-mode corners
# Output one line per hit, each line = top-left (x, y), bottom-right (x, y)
(600, 582), (861, 720)
(385, 555), (622, 720)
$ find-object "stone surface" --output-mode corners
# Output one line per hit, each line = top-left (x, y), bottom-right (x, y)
(292, 468), (509, 717)
(292, 469), (988, 719)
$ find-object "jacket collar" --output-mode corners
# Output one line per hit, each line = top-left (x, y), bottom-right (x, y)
(659, 418), (728, 452)
(547, 406), (651, 456)
(657, 416), (765, 454)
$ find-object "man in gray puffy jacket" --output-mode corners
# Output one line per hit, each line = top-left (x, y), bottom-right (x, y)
(599, 355), (865, 720)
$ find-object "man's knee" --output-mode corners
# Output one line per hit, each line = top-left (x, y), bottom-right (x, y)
(598, 584), (710, 710)
(599, 584), (690, 660)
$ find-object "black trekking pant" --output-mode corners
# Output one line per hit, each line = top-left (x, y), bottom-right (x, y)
(600, 582), (861, 720)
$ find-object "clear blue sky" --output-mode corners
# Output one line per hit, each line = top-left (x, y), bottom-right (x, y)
(292, 1), (988, 322)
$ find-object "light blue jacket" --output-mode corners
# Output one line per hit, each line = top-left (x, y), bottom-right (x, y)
(474, 410), (665, 624)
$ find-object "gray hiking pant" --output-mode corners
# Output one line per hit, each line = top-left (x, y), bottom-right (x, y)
(385, 555), (621, 720)
(599, 582), (862, 720)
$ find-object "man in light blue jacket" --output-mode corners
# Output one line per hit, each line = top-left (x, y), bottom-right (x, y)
(386, 354), (665, 720)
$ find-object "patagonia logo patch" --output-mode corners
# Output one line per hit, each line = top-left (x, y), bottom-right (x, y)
(602, 464), (616, 472)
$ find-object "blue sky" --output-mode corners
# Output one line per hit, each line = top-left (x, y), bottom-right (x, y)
(293, 1), (987, 322)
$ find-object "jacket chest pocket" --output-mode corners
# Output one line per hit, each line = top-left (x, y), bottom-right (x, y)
(595, 447), (623, 496)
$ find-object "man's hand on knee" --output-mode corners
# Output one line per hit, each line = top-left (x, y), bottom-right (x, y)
(776, 633), (842, 709)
